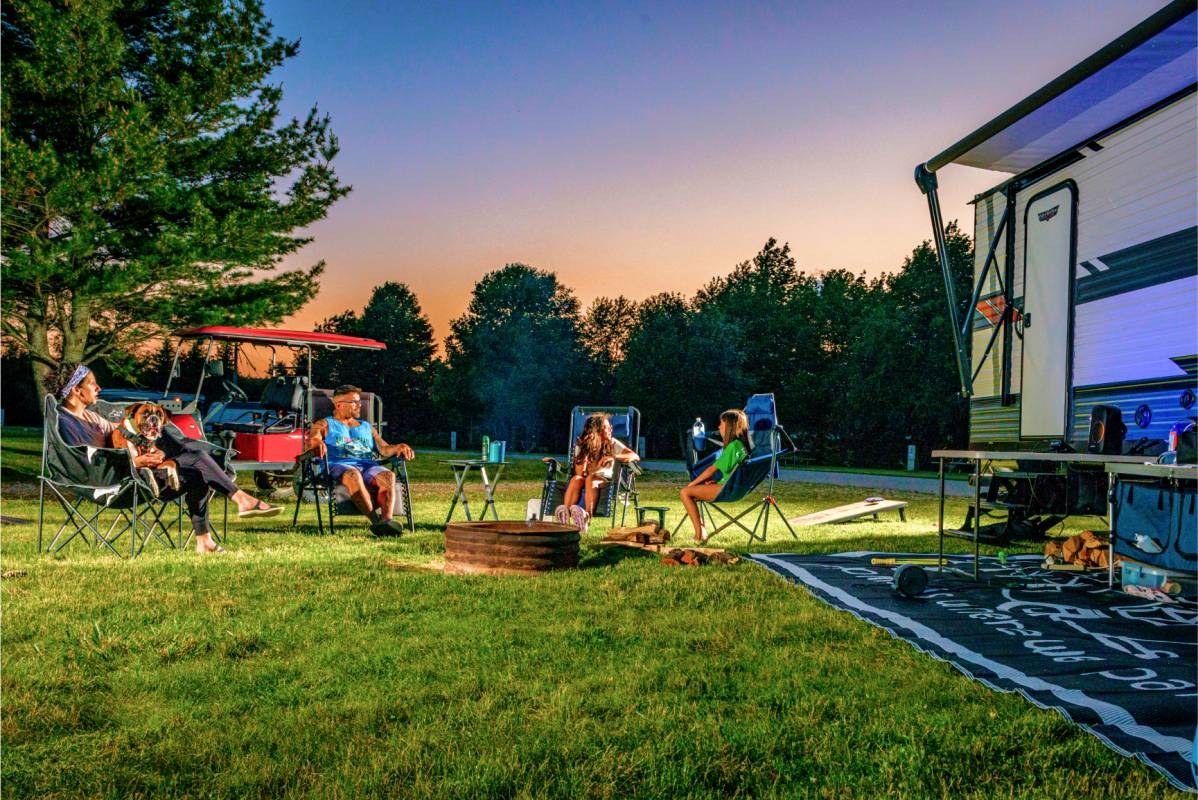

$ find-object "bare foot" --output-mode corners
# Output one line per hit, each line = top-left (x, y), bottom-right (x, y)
(195, 534), (226, 554)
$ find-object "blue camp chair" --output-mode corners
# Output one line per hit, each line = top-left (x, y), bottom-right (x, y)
(675, 393), (797, 543)
(540, 406), (641, 527)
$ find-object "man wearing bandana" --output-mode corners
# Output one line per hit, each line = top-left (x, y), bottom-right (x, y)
(46, 363), (282, 554)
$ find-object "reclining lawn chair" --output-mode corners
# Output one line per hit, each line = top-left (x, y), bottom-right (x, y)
(674, 393), (797, 543)
(292, 449), (413, 535)
(37, 395), (230, 557)
(540, 406), (641, 528)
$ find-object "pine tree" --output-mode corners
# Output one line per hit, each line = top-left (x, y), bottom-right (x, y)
(2, 0), (349, 396)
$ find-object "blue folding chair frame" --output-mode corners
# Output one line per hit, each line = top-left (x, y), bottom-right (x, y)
(676, 393), (797, 543)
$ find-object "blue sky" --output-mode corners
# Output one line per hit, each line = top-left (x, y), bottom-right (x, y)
(261, 0), (1166, 341)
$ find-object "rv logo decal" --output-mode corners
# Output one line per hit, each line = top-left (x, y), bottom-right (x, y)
(974, 295), (1016, 327)
(1037, 205), (1060, 222)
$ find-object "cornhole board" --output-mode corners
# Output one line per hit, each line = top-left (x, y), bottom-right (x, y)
(787, 498), (907, 526)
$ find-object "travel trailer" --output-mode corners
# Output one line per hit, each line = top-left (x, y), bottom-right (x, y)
(916, 0), (1196, 452)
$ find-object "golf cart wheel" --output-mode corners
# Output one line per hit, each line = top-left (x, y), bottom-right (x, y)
(254, 470), (292, 493)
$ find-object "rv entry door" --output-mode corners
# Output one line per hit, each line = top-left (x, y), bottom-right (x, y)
(1020, 182), (1076, 440)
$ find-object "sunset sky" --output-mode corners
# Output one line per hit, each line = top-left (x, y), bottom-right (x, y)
(264, 0), (1164, 345)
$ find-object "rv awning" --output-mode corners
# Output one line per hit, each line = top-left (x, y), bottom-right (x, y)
(923, 0), (1197, 174)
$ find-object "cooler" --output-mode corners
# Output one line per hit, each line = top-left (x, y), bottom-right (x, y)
(232, 431), (304, 464)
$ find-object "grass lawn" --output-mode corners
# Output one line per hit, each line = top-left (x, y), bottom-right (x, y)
(0, 428), (1182, 799)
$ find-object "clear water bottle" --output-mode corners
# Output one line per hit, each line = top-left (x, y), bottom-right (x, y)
(692, 417), (705, 450)
(481, 434), (490, 461)
(1133, 534), (1164, 554)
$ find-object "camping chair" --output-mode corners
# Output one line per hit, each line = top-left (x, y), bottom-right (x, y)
(292, 449), (413, 535)
(37, 395), (225, 558)
(673, 393), (797, 543)
(88, 396), (235, 549)
(540, 406), (642, 527)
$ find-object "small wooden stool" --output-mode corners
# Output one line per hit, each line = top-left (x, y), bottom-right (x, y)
(637, 506), (668, 530)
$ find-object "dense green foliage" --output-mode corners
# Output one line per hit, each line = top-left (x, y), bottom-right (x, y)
(311, 282), (438, 435)
(0, 0), (348, 391)
(0, 428), (1174, 799)
(430, 229), (973, 463)
(436, 264), (588, 451)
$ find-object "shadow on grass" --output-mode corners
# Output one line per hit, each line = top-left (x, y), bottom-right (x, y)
(578, 544), (658, 569)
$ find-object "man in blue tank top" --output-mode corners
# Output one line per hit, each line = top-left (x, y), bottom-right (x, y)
(307, 384), (415, 536)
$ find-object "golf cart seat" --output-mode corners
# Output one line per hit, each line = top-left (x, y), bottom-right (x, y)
(213, 376), (308, 435)
(539, 406), (641, 527)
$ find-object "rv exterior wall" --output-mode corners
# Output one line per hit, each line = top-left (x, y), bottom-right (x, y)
(969, 91), (1198, 448)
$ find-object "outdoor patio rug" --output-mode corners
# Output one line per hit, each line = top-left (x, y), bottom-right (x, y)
(749, 551), (1198, 792)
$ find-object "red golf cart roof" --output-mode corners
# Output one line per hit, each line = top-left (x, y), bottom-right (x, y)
(174, 326), (386, 350)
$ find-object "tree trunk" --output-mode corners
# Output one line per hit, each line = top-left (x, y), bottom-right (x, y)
(27, 317), (52, 415)
(62, 293), (91, 364)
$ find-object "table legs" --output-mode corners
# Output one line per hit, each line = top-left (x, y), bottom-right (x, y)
(478, 465), (505, 521)
(446, 466), (472, 523)
(446, 464), (507, 523)
(937, 456), (945, 572)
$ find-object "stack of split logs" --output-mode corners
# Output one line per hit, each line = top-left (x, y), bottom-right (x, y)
(599, 523), (740, 567)
(660, 548), (739, 567)
(603, 523), (670, 546)
(1044, 531), (1110, 569)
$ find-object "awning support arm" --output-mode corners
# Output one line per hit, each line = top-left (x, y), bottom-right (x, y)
(915, 164), (972, 397)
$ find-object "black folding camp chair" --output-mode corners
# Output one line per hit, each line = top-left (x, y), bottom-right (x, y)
(292, 449), (413, 535)
(674, 393), (797, 543)
(540, 406), (641, 527)
(37, 395), (217, 558)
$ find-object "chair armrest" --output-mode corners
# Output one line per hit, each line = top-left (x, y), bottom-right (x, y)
(59, 443), (145, 489)
(378, 453), (406, 469)
(296, 446), (323, 465)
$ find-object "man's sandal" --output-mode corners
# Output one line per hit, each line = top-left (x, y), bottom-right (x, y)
(238, 501), (282, 519)
(370, 519), (406, 537)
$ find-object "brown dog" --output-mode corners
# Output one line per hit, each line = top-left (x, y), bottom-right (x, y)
(111, 402), (180, 497)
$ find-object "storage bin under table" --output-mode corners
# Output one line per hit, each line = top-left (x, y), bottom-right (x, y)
(1105, 462), (1197, 589)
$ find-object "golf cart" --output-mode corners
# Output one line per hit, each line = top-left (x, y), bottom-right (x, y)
(157, 326), (386, 490)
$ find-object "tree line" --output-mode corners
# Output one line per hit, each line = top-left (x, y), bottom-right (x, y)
(308, 227), (973, 468)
